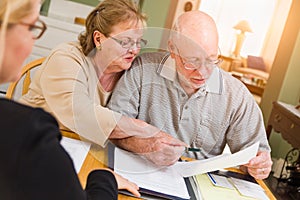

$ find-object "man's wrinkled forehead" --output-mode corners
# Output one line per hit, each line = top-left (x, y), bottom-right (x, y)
(171, 32), (208, 57)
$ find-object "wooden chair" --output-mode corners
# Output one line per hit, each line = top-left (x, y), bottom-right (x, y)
(5, 57), (81, 140)
(6, 57), (45, 100)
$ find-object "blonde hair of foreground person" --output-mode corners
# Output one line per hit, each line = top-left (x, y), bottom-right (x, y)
(0, 0), (43, 82)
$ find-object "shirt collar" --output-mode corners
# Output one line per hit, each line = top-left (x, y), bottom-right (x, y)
(158, 53), (223, 94)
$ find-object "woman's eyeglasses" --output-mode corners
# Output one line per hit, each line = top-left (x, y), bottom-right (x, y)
(110, 36), (147, 49)
(0, 18), (47, 40)
(19, 19), (47, 39)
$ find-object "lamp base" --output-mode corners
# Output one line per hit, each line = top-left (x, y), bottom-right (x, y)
(232, 32), (246, 58)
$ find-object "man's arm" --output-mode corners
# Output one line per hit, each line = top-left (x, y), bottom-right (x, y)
(109, 116), (186, 166)
(111, 131), (186, 166)
(226, 84), (272, 179)
(109, 115), (161, 138)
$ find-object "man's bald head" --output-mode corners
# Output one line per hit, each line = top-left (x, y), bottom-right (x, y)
(170, 11), (219, 59)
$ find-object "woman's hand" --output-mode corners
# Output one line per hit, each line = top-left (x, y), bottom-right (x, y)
(105, 168), (141, 197)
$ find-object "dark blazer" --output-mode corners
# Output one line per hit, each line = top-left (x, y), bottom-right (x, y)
(0, 98), (117, 200)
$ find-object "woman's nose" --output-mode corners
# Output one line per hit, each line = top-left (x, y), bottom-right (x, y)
(128, 46), (140, 55)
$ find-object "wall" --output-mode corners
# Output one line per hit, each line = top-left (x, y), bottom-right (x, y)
(41, 0), (173, 51)
(141, 0), (171, 51)
(142, 0), (201, 51)
(260, 0), (292, 73)
(260, 0), (300, 159)
(68, 0), (99, 6)
(41, 0), (143, 13)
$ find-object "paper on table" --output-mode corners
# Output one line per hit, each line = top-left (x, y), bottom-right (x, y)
(174, 142), (259, 177)
(230, 177), (269, 200)
(207, 174), (235, 189)
(114, 147), (190, 199)
(60, 136), (91, 173)
(196, 173), (257, 200)
(114, 142), (259, 199)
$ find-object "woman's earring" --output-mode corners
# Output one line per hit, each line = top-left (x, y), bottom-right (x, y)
(96, 42), (102, 51)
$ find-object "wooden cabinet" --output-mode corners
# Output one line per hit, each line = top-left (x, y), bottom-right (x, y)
(266, 101), (300, 148)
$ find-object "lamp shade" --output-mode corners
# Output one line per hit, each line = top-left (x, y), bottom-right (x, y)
(233, 20), (253, 33)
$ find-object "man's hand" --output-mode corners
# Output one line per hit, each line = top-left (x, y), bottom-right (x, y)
(140, 131), (186, 166)
(111, 131), (187, 166)
(241, 151), (273, 180)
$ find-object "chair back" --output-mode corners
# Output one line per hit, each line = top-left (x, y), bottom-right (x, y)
(6, 57), (45, 100)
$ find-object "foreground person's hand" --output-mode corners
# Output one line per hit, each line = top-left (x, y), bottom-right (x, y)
(104, 168), (141, 197)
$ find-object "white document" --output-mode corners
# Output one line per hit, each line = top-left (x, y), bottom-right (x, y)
(207, 173), (235, 189)
(114, 142), (259, 199)
(114, 148), (190, 199)
(60, 136), (91, 173)
(230, 177), (269, 200)
(174, 142), (259, 177)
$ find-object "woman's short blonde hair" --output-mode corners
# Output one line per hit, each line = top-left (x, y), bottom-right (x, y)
(78, 0), (147, 56)
(0, 0), (38, 68)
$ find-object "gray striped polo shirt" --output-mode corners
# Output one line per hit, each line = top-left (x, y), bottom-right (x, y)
(108, 52), (270, 159)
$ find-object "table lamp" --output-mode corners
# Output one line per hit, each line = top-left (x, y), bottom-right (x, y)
(232, 20), (253, 58)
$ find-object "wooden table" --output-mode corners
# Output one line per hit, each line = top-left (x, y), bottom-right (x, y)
(242, 81), (265, 96)
(62, 130), (276, 199)
(61, 130), (137, 199)
(266, 101), (300, 148)
(231, 73), (265, 97)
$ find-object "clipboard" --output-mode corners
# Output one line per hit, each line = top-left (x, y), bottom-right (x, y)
(107, 143), (198, 200)
(210, 170), (258, 184)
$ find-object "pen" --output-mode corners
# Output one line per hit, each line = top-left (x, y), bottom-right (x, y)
(185, 147), (208, 159)
(186, 147), (201, 152)
(207, 172), (217, 184)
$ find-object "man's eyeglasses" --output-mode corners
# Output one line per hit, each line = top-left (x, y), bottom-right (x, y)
(110, 36), (147, 49)
(174, 45), (222, 71)
(19, 19), (47, 39)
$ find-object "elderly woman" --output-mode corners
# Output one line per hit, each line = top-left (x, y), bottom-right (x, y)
(20, 0), (186, 166)
(0, 0), (141, 199)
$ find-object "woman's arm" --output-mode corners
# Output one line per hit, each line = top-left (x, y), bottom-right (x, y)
(40, 51), (120, 146)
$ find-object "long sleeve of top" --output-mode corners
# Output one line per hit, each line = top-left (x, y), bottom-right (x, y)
(0, 98), (118, 200)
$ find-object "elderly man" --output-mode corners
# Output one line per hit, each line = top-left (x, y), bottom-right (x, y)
(108, 10), (272, 180)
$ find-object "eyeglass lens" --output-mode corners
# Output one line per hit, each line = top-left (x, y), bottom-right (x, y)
(31, 19), (47, 39)
(175, 45), (220, 70)
(111, 36), (147, 49)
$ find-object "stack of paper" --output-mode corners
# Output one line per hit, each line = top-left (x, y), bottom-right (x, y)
(114, 148), (190, 199)
(114, 142), (259, 199)
(205, 173), (269, 200)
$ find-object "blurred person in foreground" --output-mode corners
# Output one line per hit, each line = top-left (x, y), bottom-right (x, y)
(0, 0), (141, 199)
